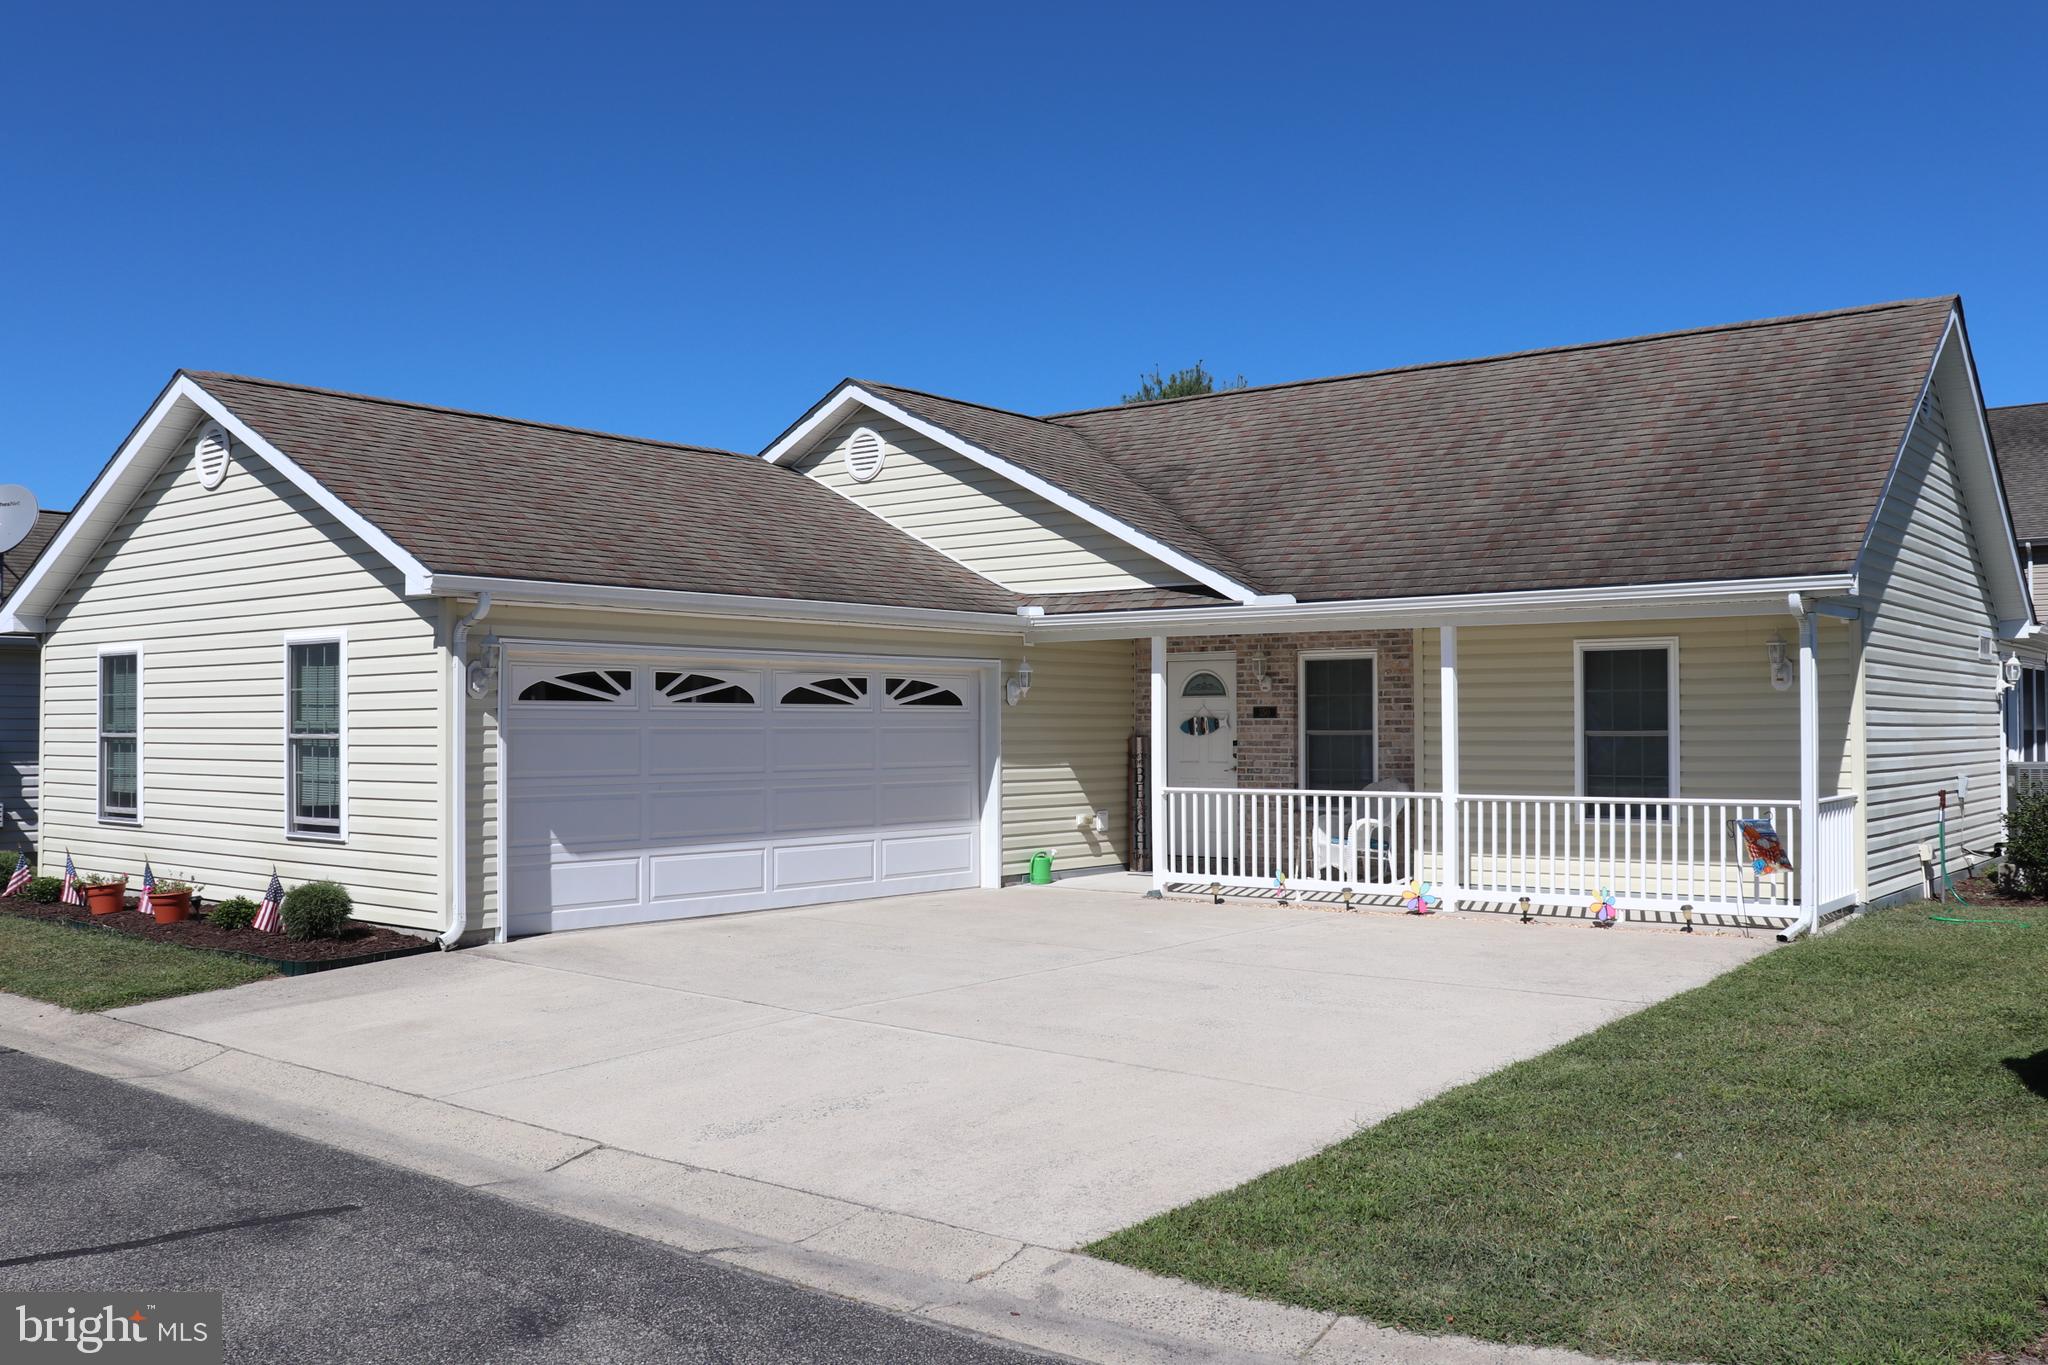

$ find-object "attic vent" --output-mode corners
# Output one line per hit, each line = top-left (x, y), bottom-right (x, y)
(193, 423), (232, 490)
(843, 427), (886, 483)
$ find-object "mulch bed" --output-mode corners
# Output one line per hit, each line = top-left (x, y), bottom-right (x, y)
(0, 894), (434, 969)
(1944, 876), (2048, 911)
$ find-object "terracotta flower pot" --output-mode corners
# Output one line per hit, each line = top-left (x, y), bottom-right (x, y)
(83, 882), (128, 916)
(150, 890), (193, 924)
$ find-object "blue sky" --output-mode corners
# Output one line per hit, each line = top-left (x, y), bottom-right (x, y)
(6, 1), (2045, 512)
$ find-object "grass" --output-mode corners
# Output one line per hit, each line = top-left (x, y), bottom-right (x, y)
(0, 914), (276, 1011)
(1088, 905), (2048, 1365)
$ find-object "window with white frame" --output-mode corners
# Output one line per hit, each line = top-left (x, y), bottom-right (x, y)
(1579, 643), (1675, 800)
(2013, 664), (2048, 763)
(287, 639), (344, 837)
(1301, 654), (1376, 789)
(98, 651), (140, 821)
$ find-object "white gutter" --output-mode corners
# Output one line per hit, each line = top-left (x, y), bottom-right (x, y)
(421, 574), (1028, 638)
(1027, 574), (1860, 640)
(440, 592), (491, 949)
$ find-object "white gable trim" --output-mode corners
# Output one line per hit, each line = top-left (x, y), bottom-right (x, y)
(0, 375), (432, 632)
(1852, 311), (2034, 638)
(762, 383), (1281, 606)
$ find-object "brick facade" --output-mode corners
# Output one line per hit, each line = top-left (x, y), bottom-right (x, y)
(1131, 630), (1416, 789)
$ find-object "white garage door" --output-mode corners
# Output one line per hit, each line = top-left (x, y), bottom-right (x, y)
(504, 657), (986, 935)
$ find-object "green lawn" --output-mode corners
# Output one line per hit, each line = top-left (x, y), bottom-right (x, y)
(0, 914), (276, 1011)
(1088, 905), (2048, 1365)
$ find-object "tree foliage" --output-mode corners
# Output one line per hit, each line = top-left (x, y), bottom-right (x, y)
(1122, 361), (1247, 405)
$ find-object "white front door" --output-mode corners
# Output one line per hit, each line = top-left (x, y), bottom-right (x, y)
(1166, 656), (1237, 788)
(1166, 657), (1236, 873)
(504, 655), (986, 935)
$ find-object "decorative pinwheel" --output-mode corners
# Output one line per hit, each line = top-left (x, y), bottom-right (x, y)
(1589, 888), (1619, 927)
(1402, 879), (1441, 915)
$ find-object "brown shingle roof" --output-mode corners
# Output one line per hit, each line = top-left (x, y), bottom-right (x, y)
(1991, 402), (2048, 543)
(1036, 298), (1957, 601)
(186, 374), (1021, 614)
(2, 509), (67, 601)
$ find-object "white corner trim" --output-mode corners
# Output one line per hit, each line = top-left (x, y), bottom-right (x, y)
(3, 375), (434, 629)
(762, 384), (1266, 604)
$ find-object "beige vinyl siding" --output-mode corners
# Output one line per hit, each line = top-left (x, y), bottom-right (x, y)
(1000, 641), (1132, 875)
(1417, 616), (1858, 800)
(468, 608), (1129, 932)
(0, 642), (37, 841)
(1857, 392), (2004, 903)
(795, 415), (1185, 592)
(36, 435), (445, 929)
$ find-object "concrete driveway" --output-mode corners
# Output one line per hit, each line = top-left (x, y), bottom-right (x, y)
(112, 887), (1770, 1248)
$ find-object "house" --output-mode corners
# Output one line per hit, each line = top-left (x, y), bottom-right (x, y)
(1, 507), (67, 848)
(2, 296), (2026, 945)
(1991, 401), (2048, 781)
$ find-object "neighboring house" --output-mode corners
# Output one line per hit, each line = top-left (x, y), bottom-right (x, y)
(1, 508), (67, 848)
(1, 296), (2026, 945)
(1990, 401), (2048, 778)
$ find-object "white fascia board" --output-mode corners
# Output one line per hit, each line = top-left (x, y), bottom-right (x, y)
(421, 573), (1030, 637)
(762, 383), (1268, 605)
(1852, 311), (2032, 629)
(3, 375), (435, 629)
(181, 378), (434, 596)
(1025, 574), (1859, 641)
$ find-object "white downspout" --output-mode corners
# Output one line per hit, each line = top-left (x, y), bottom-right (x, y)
(440, 592), (491, 949)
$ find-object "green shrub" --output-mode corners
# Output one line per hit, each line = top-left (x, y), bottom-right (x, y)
(2001, 790), (2048, 897)
(280, 881), (352, 940)
(208, 896), (259, 931)
(23, 876), (63, 904)
(0, 850), (18, 881)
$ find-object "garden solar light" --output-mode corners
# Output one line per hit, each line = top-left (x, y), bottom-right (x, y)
(1681, 904), (1695, 934)
(1519, 896), (1534, 923)
(1206, 882), (1224, 904)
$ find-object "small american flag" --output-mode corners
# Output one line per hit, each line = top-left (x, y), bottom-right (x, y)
(60, 852), (82, 906)
(254, 868), (284, 934)
(138, 860), (157, 920)
(4, 854), (29, 898)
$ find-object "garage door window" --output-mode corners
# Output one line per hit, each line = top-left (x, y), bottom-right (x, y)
(656, 671), (756, 705)
(518, 669), (633, 703)
(884, 676), (964, 708)
(781, 676), (870, 706)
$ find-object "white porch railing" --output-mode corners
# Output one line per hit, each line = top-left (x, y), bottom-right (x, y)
(1159, 787), (1860, 922)
(2014, 762), (2048, 799)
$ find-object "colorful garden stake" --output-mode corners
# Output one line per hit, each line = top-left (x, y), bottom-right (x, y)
(1403, 879), (1441, 915)
(1590, 887), (1619, 927)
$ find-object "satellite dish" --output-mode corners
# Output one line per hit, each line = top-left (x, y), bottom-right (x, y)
(0, 485), (38, 555)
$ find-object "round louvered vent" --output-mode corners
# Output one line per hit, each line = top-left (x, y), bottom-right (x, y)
(843, 427), (886, 482)
(193, 423), (232, 490)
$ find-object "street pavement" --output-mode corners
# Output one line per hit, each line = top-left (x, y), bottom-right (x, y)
(0, 1047), (1053, 1364)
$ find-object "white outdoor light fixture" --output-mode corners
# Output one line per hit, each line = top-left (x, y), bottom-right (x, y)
(1767, 638), (1792, 691)
(1006, 658), (1033, 706)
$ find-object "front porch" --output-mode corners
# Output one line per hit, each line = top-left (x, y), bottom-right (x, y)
(1132, 613), (1863, 933)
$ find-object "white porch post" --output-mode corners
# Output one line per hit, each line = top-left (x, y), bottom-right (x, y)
(1149, 634), (1168, 895)
(1796, 605), (1820, 933)
(1440, 625), (1460, 911)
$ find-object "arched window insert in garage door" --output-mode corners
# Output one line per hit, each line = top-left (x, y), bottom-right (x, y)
(655, 671), (757, 705)
(884, 677), (965, 707)
(780, 675), (871, 706)
(516, 669), (633, 703)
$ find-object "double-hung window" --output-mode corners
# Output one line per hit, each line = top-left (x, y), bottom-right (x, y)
(1301, 653), (1377, 789)
(287, 637), (345, 838)
(98, 650), (140, 821)
(1578, 642), (1676, 801)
